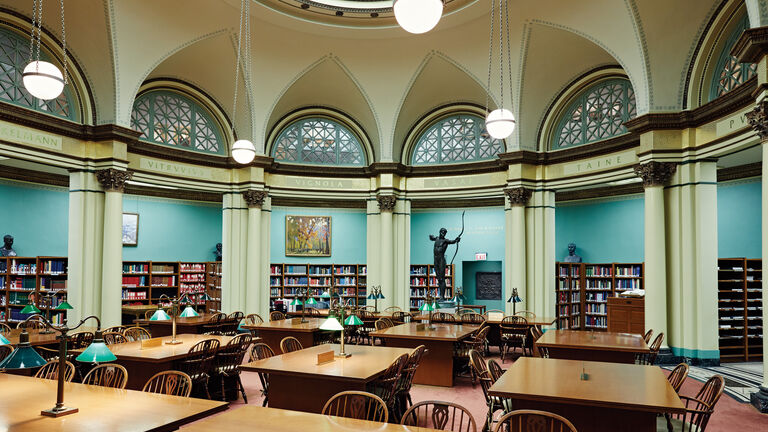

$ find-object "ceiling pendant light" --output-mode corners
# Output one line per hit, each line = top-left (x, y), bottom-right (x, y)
(394, 0), (443, 34)
(230, 0), (255, 164)
(484, 0), (516, 139)
(23, 0), (68, 100)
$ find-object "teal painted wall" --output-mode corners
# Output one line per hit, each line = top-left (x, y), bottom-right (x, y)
(0, 180), (68, 256)
(555, 195), (645, 263)
(122, 195), (221, 262)
(718, 178), (761, 258)
(410, 207), (506, 299)
(462, 260), (504, 311)
(269, 207), (366, 264)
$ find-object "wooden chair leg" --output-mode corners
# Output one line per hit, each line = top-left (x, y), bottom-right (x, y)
(238, 375), (248, 403)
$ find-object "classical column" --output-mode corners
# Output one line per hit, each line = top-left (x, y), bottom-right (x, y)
(505, 187), (531, 314)
(260, 195), (272, 319)
(634, 161), (676, 348)
(96, 168), (133, 327)
(377, 194), (396, 309)
(242, 190), (267, 317)
(746, 100), (768, 411)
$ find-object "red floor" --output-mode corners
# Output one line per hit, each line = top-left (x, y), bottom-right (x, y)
(203, 355), (768, 431)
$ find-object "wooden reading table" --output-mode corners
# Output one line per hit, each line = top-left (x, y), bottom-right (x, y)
(241, 344), (413, 413)
(369, 322), (477, 387)
(181, 405), (444, 431)
(241, 317), (327, 353)
(0, 374), (227, 432)
(3, 326), (98, 347)
(71, 333), (232, 390)
(534, 329), (649, 363)
(488, 357), (684, 432)
(122, 304), (163, 324)
(134, 313), (216, 337)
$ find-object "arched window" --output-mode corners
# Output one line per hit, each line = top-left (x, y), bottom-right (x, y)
(710, 15), (756, 100)
(131, 90), (224, 154)
(272, 117), (366, 166)
(411, 114), (503, 165)
(552, 78), (636, 150)
(0, 27), (76, 120)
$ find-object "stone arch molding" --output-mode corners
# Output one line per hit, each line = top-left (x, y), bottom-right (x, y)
(263, 54), (381, 161)
(392, 50), (498, 163)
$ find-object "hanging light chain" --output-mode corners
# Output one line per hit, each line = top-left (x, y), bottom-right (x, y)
(231, 0), (246, 136)
(498, 0), (504, 110)
(484, 0), (495, 114)
(59, 0), (67, 84)
(29, 0), (37, 64)
(504, 0), (512, 115)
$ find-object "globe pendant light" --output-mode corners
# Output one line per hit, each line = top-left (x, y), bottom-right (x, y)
(23, 0), (69, 100)
(394, 0), (443, 34)
(230, 0), (256, 164)
(484, 0), (516, 140)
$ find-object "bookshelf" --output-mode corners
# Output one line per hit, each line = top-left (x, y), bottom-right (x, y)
(1, 256), (68, 325)
(718, 258), (763, 362)
(121, 261), (219, 313)
(555, 262), (644, 331)
(269, 263), (367, 310)
(205, 262), (222, 314)
(409, 264), (454, 311)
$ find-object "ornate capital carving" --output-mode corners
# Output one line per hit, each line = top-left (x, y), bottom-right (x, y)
(96, 168), (133, 192)
(504, 187), (532, 207)
(242, 190), (268, 208)
(377, 194), (397, 212)
(634, 161), (677, 187)
(746, 100), (768, 140)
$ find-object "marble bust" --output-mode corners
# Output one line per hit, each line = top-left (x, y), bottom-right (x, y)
(563, 242), (582, 263)
(0, 234), (17, 257)
(213, 242), (222, 261)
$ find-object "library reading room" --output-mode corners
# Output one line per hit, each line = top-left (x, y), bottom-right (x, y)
(2, 0), (768, 431)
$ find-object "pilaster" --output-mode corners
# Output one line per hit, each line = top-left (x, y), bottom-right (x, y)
(393, 197), (411, 311)
(221, 192), (248, 313)
(505, 187), (531, 314)
(243, 190), (267, 316)
(366, 198), (381, 308)
(377, 194), (396, 310)
(525, 189), (556, 319)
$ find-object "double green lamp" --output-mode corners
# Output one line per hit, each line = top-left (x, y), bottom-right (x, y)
(318, 290), (362, 358)
(290, 287), (318, 323)
(149, 294), (200, 344)
(0, 305), (116, 418)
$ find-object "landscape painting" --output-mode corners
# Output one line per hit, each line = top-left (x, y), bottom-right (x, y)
(285, 215), (331, 256)
(122, 213), (139, 246)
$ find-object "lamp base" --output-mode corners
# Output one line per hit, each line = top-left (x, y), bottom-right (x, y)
(41, 406), (78, 417)
(165, 339), (183, 345)
(335, 352), (352, 358)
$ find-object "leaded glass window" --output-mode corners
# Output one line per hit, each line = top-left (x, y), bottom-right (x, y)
(131, 90), (223, 154)
(411, 114), (504, 165)
(552, 79), (636, 150)
(272, 117), (365, 166)
(0, 27), (75, 120)
(711, 15), (756, 100)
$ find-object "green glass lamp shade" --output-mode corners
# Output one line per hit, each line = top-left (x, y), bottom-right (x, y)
(344, 314), (363, 326)
(178, 293), (191, 305)
(20, 304), (41, 314)
(55, 300), (73, 310)
(198, 293), (212, 302)
(376, 292), (385, 300)
(319, 317), (344, 331)
(179, 306), (199, 318)
(0, 332), (46, 369)
(507, 295), (522, 303)
(367, 293), (376, 300)
(0, 333), (10, 345)
(305, 296), (318, 305)
(75, 332), (117, 363)
(150, 309), (171, 321)
(289, 298), (303, 306)
(419, 302), (434, 312)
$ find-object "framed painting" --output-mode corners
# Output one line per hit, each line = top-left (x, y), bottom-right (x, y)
(122, 213), (139, 246)
(285, 215), (331, 256)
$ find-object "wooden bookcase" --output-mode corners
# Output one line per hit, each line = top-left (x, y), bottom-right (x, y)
(122, 261), (219, 313)
(409, 264), (454, 311)
(555, 262), (644, 331)
(718, 257), (763, 362)
(205, 262), (222, 314)
(1, 256), (68, 326)
(269, 263), (368, 310)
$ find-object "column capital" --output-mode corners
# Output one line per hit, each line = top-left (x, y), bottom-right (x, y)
(746, 99), (768, 140)
(95, 168), (133, 192)
(242, 190), (268, 208)
(376, 194), (397, 212)
(634, 162), (676, 187)
(504, 187), (532, 207)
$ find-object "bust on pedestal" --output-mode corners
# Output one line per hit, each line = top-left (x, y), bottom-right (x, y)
(563, 242), (582, 263)
(0, 234), (17, 257)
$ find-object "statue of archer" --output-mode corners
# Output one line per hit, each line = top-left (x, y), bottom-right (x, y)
(429, 211), (465, 299)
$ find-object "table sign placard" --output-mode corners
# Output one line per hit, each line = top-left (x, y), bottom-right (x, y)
(290, 318), (302, 325)
(316, 350), (335, 365)
(416, 323), (427, 331)
(488, 312), (504, 321)
(141, 337), (163, 349)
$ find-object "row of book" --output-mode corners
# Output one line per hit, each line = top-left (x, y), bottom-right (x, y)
(558, 280), (580, 289)
(585, 280), (612, 290)
(559, 267), (580, 277)
(335, 277), (357, 286)
(585, 315), (607, 328)
(123, 263), (148, 273)
(151, 276), (176, 287)
(39, 278), (66, 291)
(410, 268), (452, 276)
(586, 291), (609, 302)
(39, 260), (66, 274)
(180, 263), (205, 272)
(121, 290), (148, 300)
(9, 278), (36, 289)
(9, 262), (36, 274)
(270, 265), (283, 275)
(585, 303), (607, 314)
(151, 265), (176, 274)
(616, 279), (642, 290)
(122, 276), (147, 287)
(585, 266), (612, 277)
(180, 283), (206, 293)
(410, 277), (453, 287)
(616, 266), (643, 277)
(179, 273), (205, 282)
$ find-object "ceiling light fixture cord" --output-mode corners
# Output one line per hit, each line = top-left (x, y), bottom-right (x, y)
(59, 0), (67, 84)
(504, 0), (512, 115)
(484, 0), (495, 114)
(498, 0), (504, 110)
(231, 0), (246, 137)
(29, 0), (44, 72)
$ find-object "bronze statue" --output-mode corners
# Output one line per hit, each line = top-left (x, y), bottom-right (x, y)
(0, 235), (17, 257)
(213, 243), (222, 261)
(429, 228), (460, 299)
(563, 242), (582, 263)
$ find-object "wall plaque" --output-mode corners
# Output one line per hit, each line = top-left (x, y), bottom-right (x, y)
(476, 272), (502, 300)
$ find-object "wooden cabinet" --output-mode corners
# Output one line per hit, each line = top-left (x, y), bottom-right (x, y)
(607, 297), (644, 335)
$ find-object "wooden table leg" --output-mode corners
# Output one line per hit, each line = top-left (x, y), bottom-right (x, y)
(267, 374), (367, 413)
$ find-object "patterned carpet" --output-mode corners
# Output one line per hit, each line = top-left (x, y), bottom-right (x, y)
(663, 362), (764, 403)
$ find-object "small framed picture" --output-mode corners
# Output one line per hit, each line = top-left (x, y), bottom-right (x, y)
(122, 213), (139, 246)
